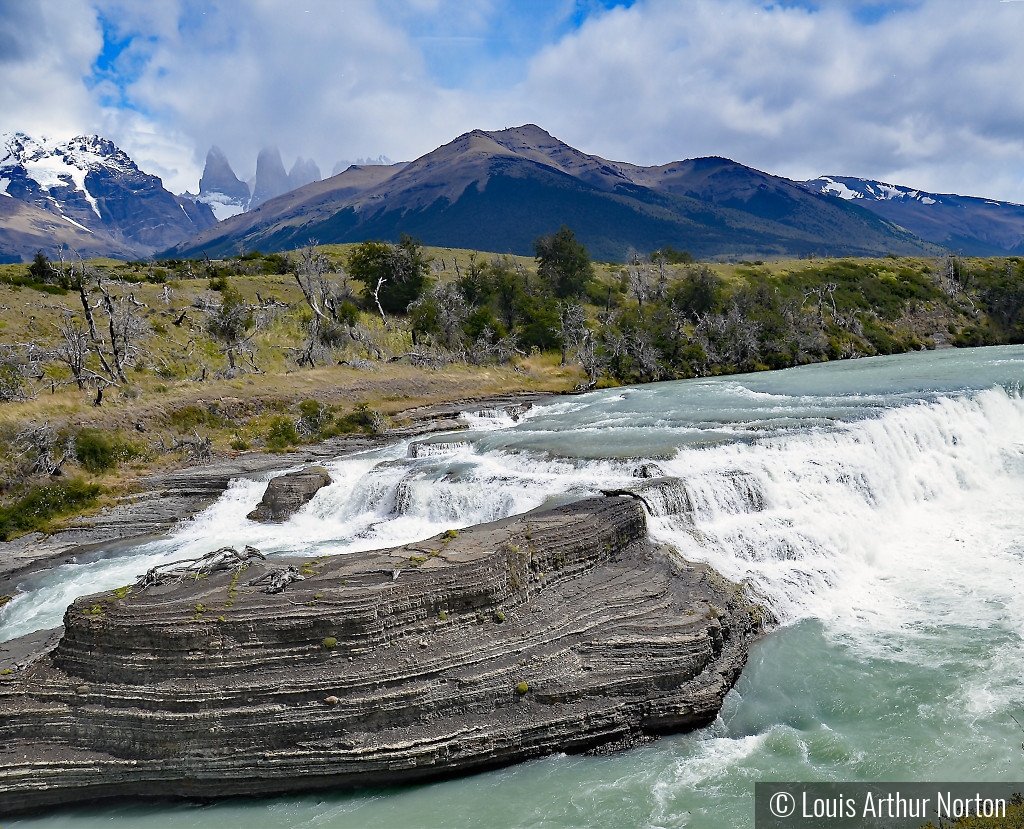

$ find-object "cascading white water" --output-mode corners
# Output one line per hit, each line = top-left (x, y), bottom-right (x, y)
(652, 387), (1024, 654)
(4, 345), (1024, 829)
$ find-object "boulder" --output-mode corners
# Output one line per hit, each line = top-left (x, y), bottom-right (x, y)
(246, 466), (332, 522)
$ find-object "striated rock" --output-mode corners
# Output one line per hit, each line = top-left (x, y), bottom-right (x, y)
(0, 496), (765, 815)
(246, 466), (332, 522)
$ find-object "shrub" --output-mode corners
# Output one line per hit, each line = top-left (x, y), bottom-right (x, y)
(337, 300), (360, 327)
(167, 404), (226, 432)
(74, 429), (145, 473)
(322, 637), (338, 649)
(328, 403), (384, 435)
(298, 399), (331, 435)
(0, 479), (101, 540)
(265, 416), (300, 452)
(515, 681), (529, 695)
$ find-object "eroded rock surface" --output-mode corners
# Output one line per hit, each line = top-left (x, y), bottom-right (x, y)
(0, 497), (765, 815)
(246, 466), (333, 522)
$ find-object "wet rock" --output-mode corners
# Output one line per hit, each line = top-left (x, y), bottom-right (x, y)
(633, 462), (665, 479)
(246, 466), (332, 522)
(0, 497), (767, 815)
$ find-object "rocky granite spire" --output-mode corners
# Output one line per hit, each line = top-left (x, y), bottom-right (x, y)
(249, 146), (290, 209)
(288, 156), (321, 190)
(199, 146), (250, 203)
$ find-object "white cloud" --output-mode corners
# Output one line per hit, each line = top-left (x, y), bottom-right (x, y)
(516, 0), (1024, 201)
(0, 1), (104, 141)
(4, 0), (1024, 204)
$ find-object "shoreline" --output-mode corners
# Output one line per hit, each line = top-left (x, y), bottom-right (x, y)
(0, 391), (555, 590)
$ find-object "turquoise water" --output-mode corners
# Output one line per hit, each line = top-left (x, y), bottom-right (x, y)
(5, 345), (1024, 827)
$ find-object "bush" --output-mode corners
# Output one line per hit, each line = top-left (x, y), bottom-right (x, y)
(0, 479), (101, 540)
(265, 416), (300, 452)
(298, 399), (331, 435)
(328, 403), (384, 435)
(74, 429), (145, 473)
(166, 404), (226, 432)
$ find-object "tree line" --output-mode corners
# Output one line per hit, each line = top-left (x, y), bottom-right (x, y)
(5, 230), (1024, 405)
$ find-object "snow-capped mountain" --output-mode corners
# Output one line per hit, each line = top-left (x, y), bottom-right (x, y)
(801, 175), (1024, 255)
(193, 145), (251, 221)
(0, 132), (216, 262)
(803, 176), (943, 205)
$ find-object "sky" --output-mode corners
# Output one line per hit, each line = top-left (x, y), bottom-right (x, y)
(3, 0), (1024, 203)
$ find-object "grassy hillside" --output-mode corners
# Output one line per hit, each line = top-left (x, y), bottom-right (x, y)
(0, 242), (1022, 538)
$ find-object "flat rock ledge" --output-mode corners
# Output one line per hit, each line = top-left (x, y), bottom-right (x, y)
(0, 496), (765, 815)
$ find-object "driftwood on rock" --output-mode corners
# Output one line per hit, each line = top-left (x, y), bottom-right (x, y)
(135, 545), (266, 590)
(0, 497), (767, 815)
(599, 488), (655, 515)
(246, 565), (305, 594)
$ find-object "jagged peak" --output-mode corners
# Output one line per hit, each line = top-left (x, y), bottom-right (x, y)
(0, 131), (138, 176)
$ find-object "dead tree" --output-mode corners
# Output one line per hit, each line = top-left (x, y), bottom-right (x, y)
(803, 282), (838, 325)
(54, 312), (89, 390)
(13, 422), (75, 478)
(292, 240), (358, 366)
(625, 253), (655, 312)
(54, 250), (148, 395)
(205, 282), (258, 374)
(554, 301), (588, 366)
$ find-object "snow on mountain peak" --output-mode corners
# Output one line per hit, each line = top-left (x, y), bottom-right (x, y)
(0, 132), (142, 219)
(806, 175), (946, 208)
(816, 177), (863, 200)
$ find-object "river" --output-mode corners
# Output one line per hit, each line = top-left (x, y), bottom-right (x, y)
(4, 344), (1024, 828)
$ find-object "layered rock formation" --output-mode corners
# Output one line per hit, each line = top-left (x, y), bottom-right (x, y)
(0, 496), (764, 815)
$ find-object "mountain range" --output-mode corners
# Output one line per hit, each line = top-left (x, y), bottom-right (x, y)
(168, 125), (946, 262)
(188, 147), (394, 222)
(5, 125), (1024, 265)
(192, 146), (325, 221)
(0, 133), (216, 263)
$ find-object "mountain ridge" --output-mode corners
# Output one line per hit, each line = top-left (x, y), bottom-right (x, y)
(800, 175), (1024, 256)
(167, 124), (939, 262)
